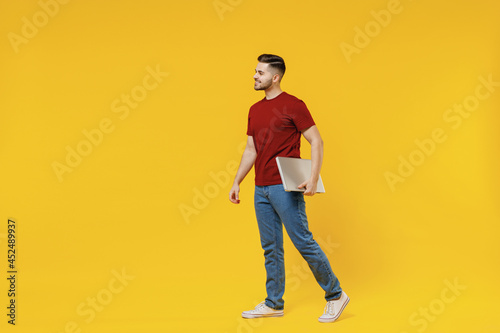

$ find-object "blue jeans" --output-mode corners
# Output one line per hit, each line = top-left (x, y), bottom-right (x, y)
(254, 184), (342, 310)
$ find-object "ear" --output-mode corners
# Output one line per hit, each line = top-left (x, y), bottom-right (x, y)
(273, 73), (280, 83)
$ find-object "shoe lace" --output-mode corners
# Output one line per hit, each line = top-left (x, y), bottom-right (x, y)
(324, 301), (335, 315)
(255, 302), (267, 311)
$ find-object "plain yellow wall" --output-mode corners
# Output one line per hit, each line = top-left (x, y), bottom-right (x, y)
(1, 1), (499, 332)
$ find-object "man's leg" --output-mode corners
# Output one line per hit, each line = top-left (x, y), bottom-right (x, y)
(254, 185), (286, 310)
(267, 184), (342, 301)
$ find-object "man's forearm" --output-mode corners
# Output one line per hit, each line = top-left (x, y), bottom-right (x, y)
(310, 139), (323, 182)
(233, 149), (257, 185)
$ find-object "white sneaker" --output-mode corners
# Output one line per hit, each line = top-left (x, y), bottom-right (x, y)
(318, 291), (350, 323)
(242, 301), (284, 319)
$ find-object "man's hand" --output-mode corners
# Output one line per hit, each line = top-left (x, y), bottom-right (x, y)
(297, 178), (318, 196)
(229, 183), (241, 204)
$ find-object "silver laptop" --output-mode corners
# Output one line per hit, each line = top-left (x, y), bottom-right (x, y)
(275, 157), (325, 193)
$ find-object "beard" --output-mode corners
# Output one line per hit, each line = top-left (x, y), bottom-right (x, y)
(254, 78), (272, 91)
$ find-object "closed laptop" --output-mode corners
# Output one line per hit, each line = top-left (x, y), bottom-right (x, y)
(275, 157), (325, 193)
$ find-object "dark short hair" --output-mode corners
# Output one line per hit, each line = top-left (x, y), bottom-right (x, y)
(257, 54), (286, 79)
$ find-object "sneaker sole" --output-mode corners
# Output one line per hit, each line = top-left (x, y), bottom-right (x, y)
(318, 295), (350, 323)
(242, 312), (284, 319)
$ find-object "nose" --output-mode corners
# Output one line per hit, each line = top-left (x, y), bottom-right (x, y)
(253, 73), (258, 79)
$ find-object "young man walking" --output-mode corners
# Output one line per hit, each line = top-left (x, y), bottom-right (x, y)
(229, 54), (349, 323)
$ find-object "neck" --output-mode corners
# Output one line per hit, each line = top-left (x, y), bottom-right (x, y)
(265, 85), (283, 100)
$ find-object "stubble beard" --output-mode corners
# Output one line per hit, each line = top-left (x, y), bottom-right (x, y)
(254, 78), (272, 91)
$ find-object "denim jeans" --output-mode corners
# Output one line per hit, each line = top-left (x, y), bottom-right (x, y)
(254, 184), (342, 310)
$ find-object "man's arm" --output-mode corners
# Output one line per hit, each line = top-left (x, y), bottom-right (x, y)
(298, 125), (323, 196)
(229, 136), (257, 204)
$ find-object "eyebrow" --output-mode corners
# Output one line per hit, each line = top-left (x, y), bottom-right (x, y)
(255, 69), (265, 73)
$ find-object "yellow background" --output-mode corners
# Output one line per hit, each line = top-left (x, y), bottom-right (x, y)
(1, 1), (499, 332)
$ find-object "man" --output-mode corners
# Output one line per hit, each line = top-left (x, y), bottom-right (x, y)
(229, 54), (349, 323)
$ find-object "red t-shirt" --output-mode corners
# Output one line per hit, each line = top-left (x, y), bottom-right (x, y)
(247, 92), (315, 186)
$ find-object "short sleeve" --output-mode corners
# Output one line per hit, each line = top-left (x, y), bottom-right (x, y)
(292, 99), (315, 131)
